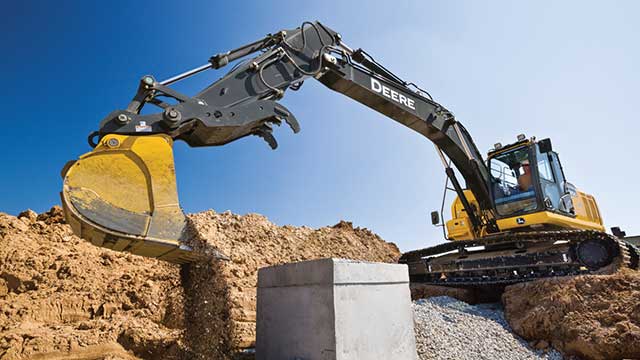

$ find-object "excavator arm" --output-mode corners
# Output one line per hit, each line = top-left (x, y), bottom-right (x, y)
(61, 21), (496, 263)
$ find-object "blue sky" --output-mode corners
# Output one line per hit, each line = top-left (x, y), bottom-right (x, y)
(2, 1), (639, 251)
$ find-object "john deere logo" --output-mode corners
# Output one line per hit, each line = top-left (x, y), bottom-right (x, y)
(516, 218), (526, 225)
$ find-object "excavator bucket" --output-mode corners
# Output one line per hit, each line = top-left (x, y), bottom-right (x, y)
(61, 134), (204, 264)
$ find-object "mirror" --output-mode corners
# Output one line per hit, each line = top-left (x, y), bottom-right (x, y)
(538, 138), (553, 153)
(430, 211), (440, 225)
(611, 227), (626, 238)
(559, 193), (574, 214)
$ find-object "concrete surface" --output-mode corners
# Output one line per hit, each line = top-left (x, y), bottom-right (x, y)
(256, 258), (417, 360)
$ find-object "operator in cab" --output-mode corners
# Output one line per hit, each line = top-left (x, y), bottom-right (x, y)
(516, 160), (533, 192)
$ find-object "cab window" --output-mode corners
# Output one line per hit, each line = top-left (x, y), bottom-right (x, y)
(489, 146), (538, 216)
(537, 155), (554, 182)
(536, 145), (562, 210)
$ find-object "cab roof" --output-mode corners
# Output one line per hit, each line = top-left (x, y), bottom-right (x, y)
(487, 138), (535, 158)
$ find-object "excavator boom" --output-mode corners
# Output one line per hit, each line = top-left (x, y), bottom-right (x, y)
(62, 21), (495, 263)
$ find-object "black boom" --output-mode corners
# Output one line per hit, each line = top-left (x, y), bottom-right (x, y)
(92, 21), (497, 235)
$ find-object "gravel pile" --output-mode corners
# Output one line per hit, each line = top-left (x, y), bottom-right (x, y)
(413, 297), (563, 360)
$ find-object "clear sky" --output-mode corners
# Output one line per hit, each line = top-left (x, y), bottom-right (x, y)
(2, 1), (639, 251)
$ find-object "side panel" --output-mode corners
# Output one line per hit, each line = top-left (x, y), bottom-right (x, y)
(496, 210), (605, 232)
(446, 190), (480, 241)
(573, 190), (604, 226)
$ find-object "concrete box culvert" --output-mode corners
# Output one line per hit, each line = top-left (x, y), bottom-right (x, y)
(256, 258), (417, 360)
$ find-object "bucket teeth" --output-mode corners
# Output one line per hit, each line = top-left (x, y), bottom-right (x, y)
(254, 125), (278, 149)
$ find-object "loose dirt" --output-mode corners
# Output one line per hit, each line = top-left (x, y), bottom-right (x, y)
(181, 211), (400, 358)
(0, 207), (399, 359)
(4, 205), (636, 359)
(0, 207), (186, 360)
(503, 270), (640, 360)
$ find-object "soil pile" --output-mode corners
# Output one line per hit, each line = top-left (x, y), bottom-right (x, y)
(0, 207), (186, 360)
(182, 211), (400, 358)
(0, 207), (399, 359)
(503, 270), (640, 360)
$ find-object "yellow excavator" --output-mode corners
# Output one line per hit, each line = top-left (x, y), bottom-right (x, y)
(61, 21), (638, 285)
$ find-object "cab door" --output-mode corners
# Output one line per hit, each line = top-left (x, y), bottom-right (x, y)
(548, 151), (577, 214)
(535, 145), (565, 212)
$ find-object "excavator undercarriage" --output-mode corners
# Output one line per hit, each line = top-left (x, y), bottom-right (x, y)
(401, 230), (639, 285)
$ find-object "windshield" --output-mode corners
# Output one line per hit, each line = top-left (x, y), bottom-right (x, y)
(489, 146), (538, 216)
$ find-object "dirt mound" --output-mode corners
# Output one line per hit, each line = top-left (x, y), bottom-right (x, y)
(0, 207), (186, 360)
(0, 207), (399, 359)
(182, 211), (400, 358)
(503, 270), (640, 360)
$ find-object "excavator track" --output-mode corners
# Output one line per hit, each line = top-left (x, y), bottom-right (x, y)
(400, 230), (640, 286)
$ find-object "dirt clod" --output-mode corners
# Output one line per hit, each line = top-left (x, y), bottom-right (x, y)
(16, 209), (37, 222)
(36, 206), (65, 224)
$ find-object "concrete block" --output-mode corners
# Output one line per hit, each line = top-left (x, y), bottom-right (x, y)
(256, 258), (416, 360)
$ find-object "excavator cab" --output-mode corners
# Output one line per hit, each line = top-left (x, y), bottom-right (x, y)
(486, 136), (603, 233)
(489, 137), (566, 218)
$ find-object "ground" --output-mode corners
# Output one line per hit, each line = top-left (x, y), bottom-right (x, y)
(0, 207), (398, 359)
(1, 206), (637, 359)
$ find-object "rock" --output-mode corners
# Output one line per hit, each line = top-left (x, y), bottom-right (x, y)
(36, 206), (65, 224)
(534, 340), (550, 351)
(503, 270), (640, 360)
(17, 209), (37, 222)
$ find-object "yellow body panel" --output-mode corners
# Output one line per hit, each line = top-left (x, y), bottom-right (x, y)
(572, 190), (603, 225)
(446, 188), (605, 241)
(446, 190), (480, 241)
(496, 210), (605, 232)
